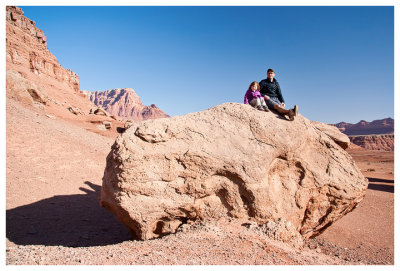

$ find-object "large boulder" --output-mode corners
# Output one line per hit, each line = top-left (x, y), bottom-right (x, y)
(100, 103), (367, 241)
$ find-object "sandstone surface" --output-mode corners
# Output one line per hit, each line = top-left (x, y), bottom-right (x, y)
(81, 88), (169, 121)
(101, 103), (368, 241)
(310, 121), (350, 150)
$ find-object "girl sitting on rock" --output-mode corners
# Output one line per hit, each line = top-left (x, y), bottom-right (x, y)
(244, 81), (269, 111)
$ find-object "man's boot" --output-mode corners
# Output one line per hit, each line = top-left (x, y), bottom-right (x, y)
(293, 105), (299, 116)
(288, 109), (295, 121)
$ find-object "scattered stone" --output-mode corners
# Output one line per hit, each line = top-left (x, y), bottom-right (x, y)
(96, 124), (107, 131)
(89, 107), (97, 114)
(68, 106), (82, 115)
(124, 120), (134, 129)
(93, 108), (109, 116)
(45, 114), (56, 119)
(103, 121), (111, 130)
(261, 218), (304, 248)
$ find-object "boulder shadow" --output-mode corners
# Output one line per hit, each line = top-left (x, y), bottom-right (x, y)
(6, 181), (134, 247)
(367, 178), (394, 193)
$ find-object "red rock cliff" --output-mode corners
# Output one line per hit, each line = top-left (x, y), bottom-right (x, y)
(348, 134), (394, 151)
(82, 88), (169, 121)
(6, 6), (80, 91)
(6, 6), (93, 114)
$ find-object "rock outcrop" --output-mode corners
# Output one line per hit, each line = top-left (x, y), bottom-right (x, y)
(81, 88), (169, 121)
(6, 6), (94, 116)
(6, 6), (80, 93)
(349, 134), (394, 151)
(335, 118), (394, 136)
(100, 103), (368, 241)
(6, 70), (47, 105)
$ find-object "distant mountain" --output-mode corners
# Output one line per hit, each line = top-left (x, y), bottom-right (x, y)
(82, 88), (169, 121)
(333, 118), (394, 151)
(334, 118), (394, 136)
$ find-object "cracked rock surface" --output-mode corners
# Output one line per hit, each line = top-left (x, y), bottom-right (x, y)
(100, 102), (368, 241)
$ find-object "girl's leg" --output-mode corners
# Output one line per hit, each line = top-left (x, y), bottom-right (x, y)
(260, 98), (269, 111)
(249, 99), (262, 110)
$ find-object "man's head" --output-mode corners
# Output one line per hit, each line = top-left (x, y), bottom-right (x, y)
(267, 69), (275, 79)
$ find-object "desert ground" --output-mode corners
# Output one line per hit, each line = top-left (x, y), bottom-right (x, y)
(5, 98), (394, 265)
(307, 147), (394, 264)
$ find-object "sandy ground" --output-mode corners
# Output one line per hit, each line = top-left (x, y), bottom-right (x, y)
(5, 98), (395, 265)
(307, 149), (394, 264)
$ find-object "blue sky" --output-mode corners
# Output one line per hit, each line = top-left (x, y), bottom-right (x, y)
(20, 6), (394, 124)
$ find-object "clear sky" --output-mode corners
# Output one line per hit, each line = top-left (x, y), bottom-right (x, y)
(19, 5), (394, 124)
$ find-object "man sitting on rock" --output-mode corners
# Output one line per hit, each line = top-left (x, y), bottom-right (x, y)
(259, 68), (298, 121)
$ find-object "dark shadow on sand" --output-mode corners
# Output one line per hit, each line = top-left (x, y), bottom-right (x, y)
(367, 178), (394, 193)
(368, 178), (394, 184)
(6, 181), (133, 247)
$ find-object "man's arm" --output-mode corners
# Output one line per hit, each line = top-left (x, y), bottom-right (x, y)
(275, 80), (285, 104)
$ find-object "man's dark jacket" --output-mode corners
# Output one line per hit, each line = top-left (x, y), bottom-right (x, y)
(259, 78), (285, 104)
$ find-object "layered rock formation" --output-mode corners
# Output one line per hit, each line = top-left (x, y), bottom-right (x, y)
(349, 134), (394, 151)
(82, 89), (169, 121)
(100, 103), (368, 241)
(335, 118), (394, 136)
(6, 6), (86, 110)
(334, 118), (394, 151)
